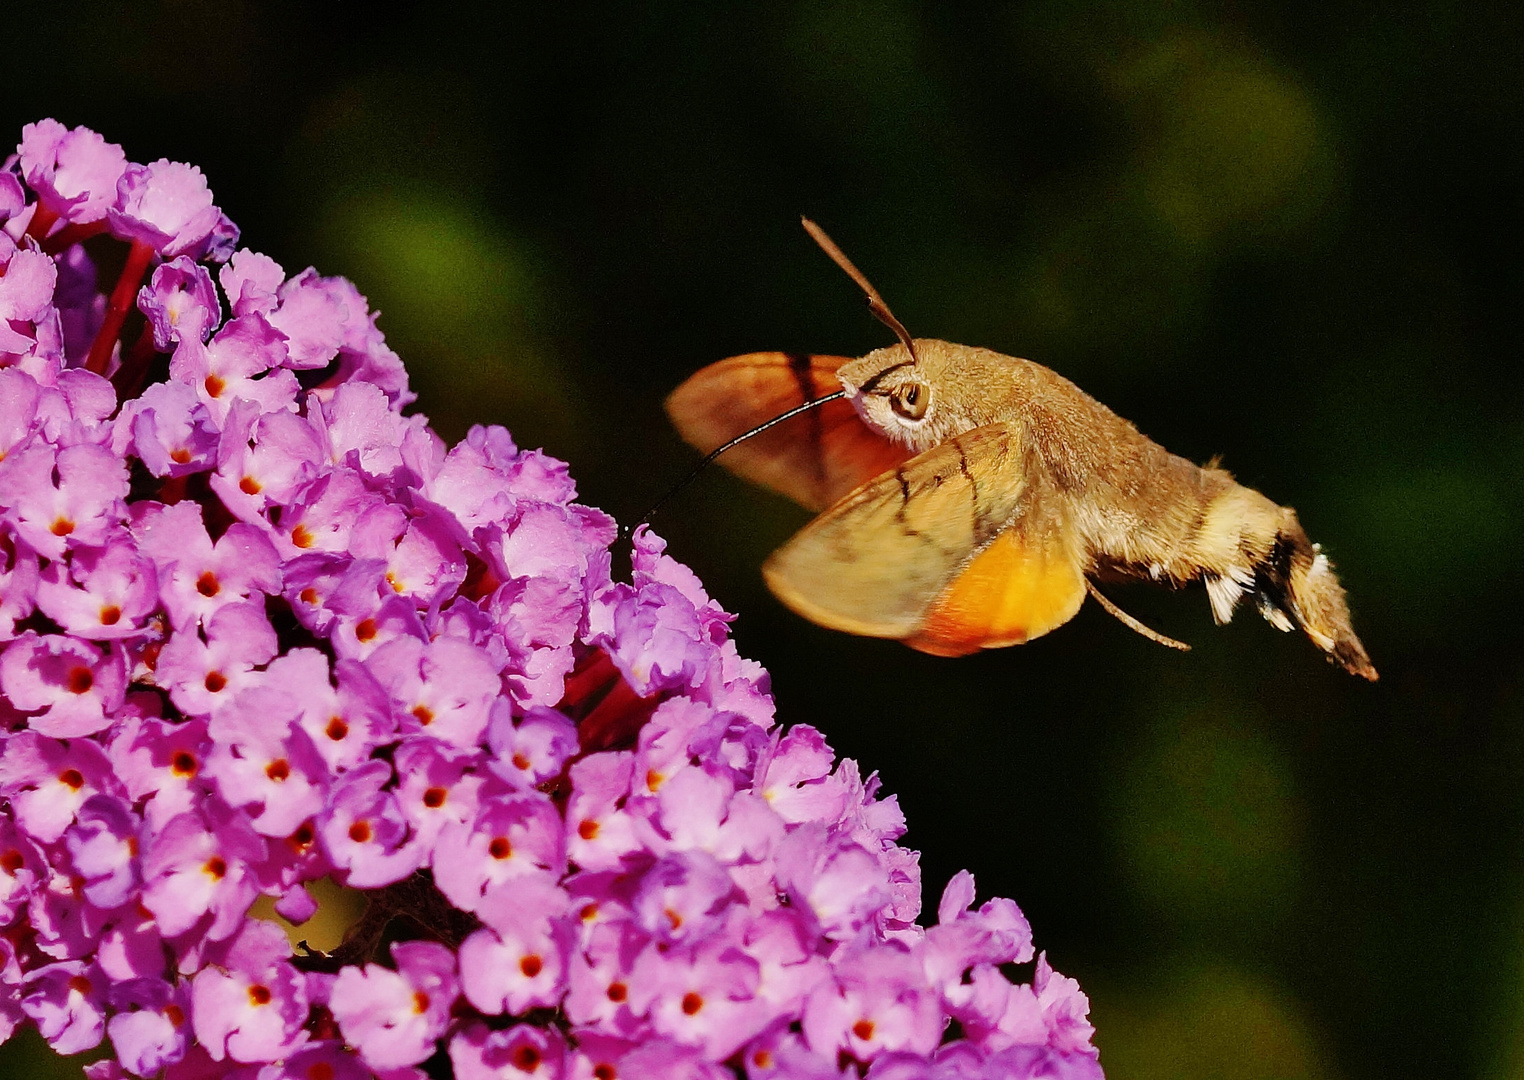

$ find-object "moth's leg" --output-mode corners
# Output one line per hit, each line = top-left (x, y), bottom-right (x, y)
(1084, 580), (1191, 652)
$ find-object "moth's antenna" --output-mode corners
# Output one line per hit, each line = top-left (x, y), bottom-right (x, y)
(1085, 580), (1191, 652)
(801, 217), (919, 364)
(629, 390), (847, 535)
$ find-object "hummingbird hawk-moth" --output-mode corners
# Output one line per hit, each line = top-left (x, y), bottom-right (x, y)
(665, 219), (1376, 680)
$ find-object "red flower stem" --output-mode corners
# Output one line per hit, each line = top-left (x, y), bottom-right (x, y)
(23, 204), (59, 243)
(560, 650), (621, 712)
(41, 220), (108, 256)
(553, 649), (661, 759)
(576, 678), (659, 755)
(84, 239), (155, 376)
(459, 555), (502, 603)
(157, 475), (189, 506)
(111, 323), (160, 403)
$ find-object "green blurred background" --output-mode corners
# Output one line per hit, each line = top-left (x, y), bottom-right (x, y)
(5, 1), (1523, 1077)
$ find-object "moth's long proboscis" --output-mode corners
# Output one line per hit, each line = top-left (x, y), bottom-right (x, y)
(633, 389), (849, 532)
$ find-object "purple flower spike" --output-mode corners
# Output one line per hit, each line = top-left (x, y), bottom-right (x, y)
(0, 120), (1103, 1080)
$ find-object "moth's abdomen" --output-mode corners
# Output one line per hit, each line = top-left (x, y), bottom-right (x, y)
(1251, 510), (1377, 680)
(1083, 462), (1376, 679)
(1191, 482), (1377, 680)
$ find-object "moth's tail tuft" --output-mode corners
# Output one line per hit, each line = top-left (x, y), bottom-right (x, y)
(1256, 512), (1378, 681)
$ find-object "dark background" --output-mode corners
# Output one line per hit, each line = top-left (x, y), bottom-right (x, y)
(6, 2), (1523, 1077)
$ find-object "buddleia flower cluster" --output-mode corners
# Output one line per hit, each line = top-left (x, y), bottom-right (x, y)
(0, 120), (1104, 1080)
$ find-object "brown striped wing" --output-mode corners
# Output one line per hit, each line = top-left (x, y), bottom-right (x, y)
(665, 352), (912, 512)
(762, 423), (1088, 654)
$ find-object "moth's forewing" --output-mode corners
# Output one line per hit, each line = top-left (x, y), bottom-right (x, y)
(763, 423), (1085, 650)
(665, 352), (911, 512)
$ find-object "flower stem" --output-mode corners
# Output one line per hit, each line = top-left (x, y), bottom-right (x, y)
(110, 323), (159, 402)
(575, 674), (658, 755)
(84, 239), (155, 376)
(560, 649), (621, 711)
(41, 220), (108, 256)
(22, 203), (59, 243)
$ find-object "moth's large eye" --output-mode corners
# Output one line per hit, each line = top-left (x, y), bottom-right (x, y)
(890, 383), (930, 421)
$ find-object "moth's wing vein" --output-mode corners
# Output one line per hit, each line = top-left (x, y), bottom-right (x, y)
(905, 430), (1090, 655)
(762, 424), (1031, 639)
(665, 352), (913, 512)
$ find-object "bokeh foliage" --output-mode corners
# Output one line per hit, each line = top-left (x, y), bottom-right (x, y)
(5, 1), (1522, 1078)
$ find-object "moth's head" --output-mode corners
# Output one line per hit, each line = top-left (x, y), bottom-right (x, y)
(838, 340), (959, 453)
